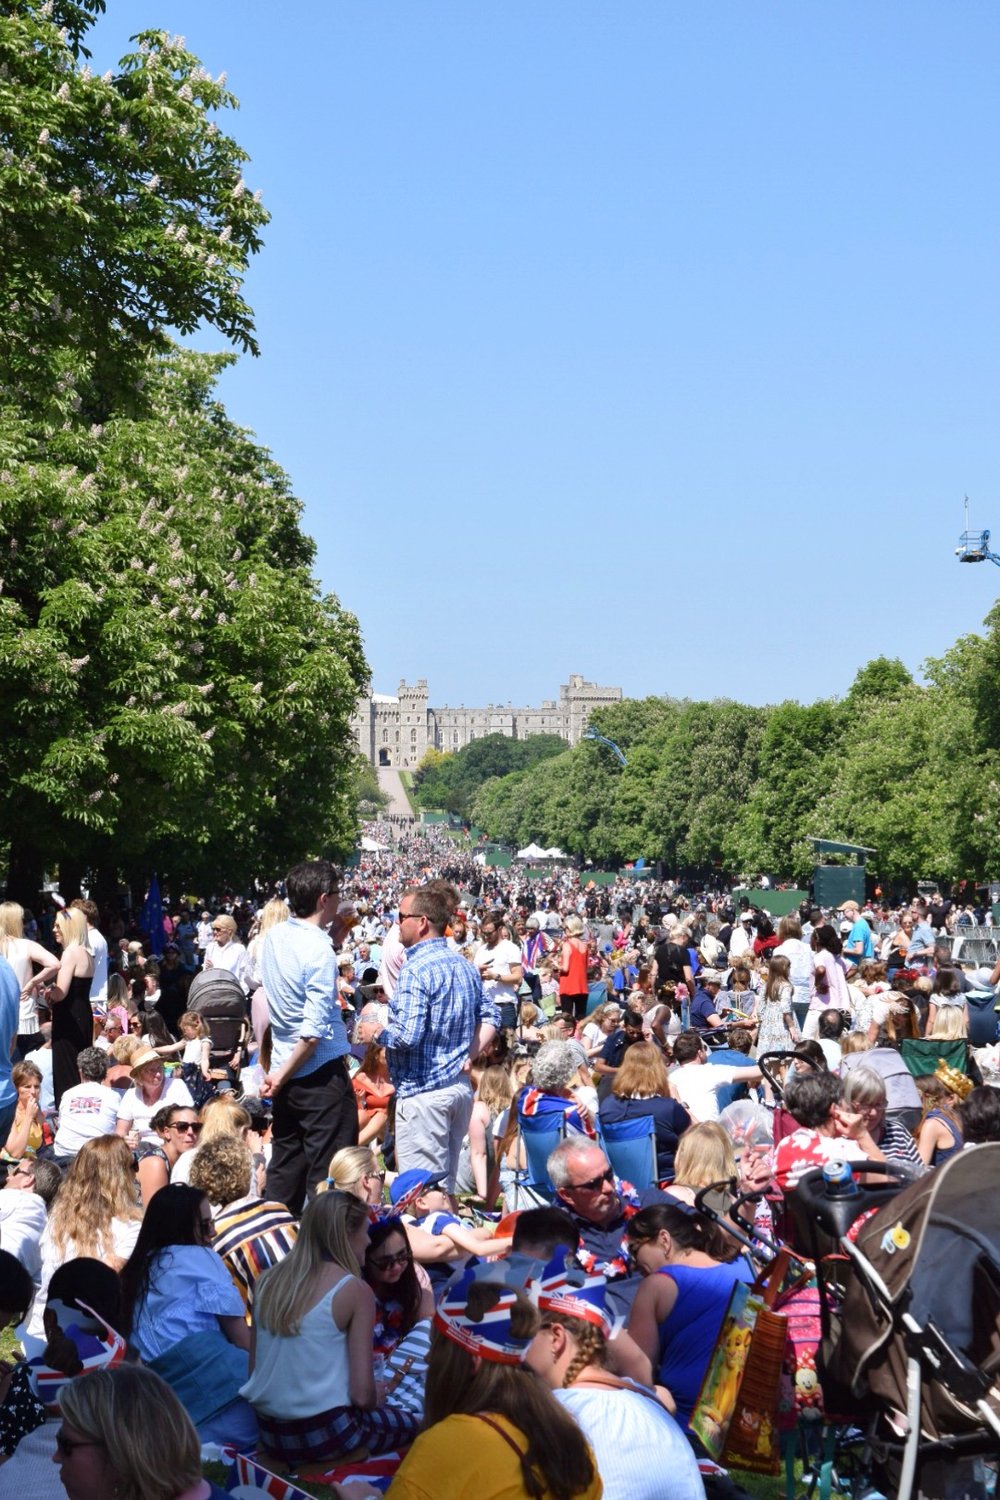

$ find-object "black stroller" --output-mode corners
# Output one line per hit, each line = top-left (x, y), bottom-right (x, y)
(794, 1145), (1000, 1500)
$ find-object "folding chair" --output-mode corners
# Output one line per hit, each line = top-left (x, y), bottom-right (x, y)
(597, 1114), (657, 1191)
(515, 1113), (565, 1200)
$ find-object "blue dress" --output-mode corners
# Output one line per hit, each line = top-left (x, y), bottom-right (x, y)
(657, 1259), (754, 1429)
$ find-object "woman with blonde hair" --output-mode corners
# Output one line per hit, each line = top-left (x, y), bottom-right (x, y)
(559, 915), (590, 1022)
(56, 1365), (233, 1500)
(35, 906), (95, 1107)
(599, 1041), (691, 1182)
(0, 901), (59, 1059)
(27, 1135), (143, 1343)
(322, 1144), (386, 1205)
(204, 913), (249, 993)
(242, 1191), (419, 1461)
(171, 1095), (252, 1186)
(248, 897), (290, 1045)
(456, 1064), (516, 1201)
(667, 1120), (739, 1208)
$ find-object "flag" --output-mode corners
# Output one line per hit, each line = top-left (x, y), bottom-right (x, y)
(139, 874), (164, 958)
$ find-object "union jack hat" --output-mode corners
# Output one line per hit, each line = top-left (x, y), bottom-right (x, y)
(433, 1264), (533, 1366)
(30, 1301), (127, 1413)
(536, 1264), (611, 1338)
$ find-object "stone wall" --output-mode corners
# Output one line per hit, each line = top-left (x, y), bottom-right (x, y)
(350, 674), (622, 769)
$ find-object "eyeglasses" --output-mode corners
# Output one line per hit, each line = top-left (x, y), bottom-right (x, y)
(170, 1120), (202, 1134)
(369, 1249), (411, 1270)
(399, 911), (424, 924)
(8, 1163), (33, 1180)
(567, 1168), (614, 1193)
(55, 1431), (103, 1458)
(363, 1169), (386, 1183)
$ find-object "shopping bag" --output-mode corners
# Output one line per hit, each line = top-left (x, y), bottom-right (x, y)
(689, 1279), (761, 1460)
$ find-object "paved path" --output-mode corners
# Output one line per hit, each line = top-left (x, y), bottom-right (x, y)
(377, 765), (415, 819)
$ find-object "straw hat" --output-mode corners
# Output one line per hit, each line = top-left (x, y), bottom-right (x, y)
(129, 1046), (165, 1078)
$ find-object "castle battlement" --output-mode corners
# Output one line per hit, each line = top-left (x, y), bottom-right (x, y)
(350, 676), (622, 770)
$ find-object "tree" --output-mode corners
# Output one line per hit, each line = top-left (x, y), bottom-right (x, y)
(0, 349), (367, 900)
(1, 1), (268, 418)
(732, 699), (842, 881)
(412, 733), (567, 821)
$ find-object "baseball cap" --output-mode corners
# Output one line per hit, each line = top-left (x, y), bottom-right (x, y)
(389, 1168), (448, 1206)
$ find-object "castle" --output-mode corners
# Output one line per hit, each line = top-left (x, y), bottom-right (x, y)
(351, 674), (623, 769)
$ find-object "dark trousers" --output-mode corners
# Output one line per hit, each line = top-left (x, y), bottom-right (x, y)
(266, 1055), (358, 1214)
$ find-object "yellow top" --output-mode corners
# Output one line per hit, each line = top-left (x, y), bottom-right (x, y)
(387, 1411), (603, 1500)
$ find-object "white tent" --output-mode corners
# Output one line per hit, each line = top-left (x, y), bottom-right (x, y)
(542, 847), (569, 860)
(516, 842), (548, 860)
(359, 836), (387, 853)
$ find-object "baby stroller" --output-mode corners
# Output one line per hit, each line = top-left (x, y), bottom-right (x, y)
(796, 1145), (1000, 1500)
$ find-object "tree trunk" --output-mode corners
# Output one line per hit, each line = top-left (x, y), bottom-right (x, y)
(5, 841), (46, 908)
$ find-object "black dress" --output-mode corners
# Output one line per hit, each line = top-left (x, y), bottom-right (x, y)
(52, 970), (94, 1106)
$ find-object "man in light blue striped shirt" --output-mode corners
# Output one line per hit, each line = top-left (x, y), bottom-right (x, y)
(381, 880), (500, 1190)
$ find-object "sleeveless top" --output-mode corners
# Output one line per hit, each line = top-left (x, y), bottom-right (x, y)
(657, 1260), (754, 1429)
(559, 941), (588, 995)
(927, 1108), (962, 1166)
(241, 1274), (352, 1418)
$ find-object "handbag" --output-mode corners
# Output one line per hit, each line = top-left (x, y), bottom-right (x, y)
(721, 1251), (800, 1474)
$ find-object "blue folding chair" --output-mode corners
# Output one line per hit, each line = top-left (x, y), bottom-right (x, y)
(597, 1114), (657, 1192)
(516, 1112), (566, 1199)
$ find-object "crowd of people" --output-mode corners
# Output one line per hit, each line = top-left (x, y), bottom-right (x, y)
(0, 826), (998, 1499)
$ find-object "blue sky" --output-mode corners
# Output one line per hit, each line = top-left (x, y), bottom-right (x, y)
(91, 2), (1000, 710)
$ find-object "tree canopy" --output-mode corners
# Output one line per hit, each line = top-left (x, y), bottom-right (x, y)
(411, 733), (568, 821)
(468, 648), (1000, 889)
(1, 1), (369, 901)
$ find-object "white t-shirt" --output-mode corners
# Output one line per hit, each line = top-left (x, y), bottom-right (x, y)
(670, 1062), (742, 1123)
(116, 1076), (194, 1143)
(28, 1216), (142, 1337)
(54, 1082), (122, 1156)
(474, 938), (522, 1007)
(0, 1190), (47, 1278)
(88, 927), (109, 1004)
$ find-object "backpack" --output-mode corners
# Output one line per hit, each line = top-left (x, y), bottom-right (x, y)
(187, 969), (248, 1071)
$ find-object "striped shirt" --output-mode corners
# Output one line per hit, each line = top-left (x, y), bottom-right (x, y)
(381, 937), (501, 1098)
(212, 1196), (299, 1316)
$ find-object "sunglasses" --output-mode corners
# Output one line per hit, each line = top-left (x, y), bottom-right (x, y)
(568, 1168), (614, 1193)
(171, 1120), (202, 1134)
(55, 1431), (102, 1458)
(369, 1249), (410, 1270)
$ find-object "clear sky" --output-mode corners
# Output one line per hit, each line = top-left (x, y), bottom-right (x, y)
(90, 2), (1000, 710)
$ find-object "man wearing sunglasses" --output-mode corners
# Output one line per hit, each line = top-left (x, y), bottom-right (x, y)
(547, 1139), (653, 1284)
(379, 880), (500, 1192)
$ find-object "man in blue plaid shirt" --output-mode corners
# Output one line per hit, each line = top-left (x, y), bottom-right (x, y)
(380, 880), (500, 1190)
